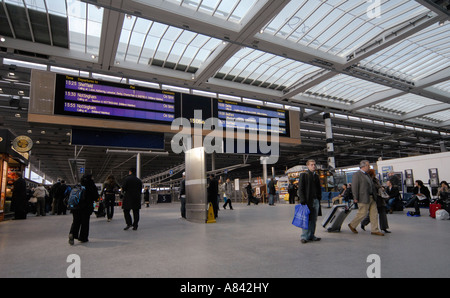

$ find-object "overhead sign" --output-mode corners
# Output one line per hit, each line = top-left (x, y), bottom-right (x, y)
(54, 74), (178, 125)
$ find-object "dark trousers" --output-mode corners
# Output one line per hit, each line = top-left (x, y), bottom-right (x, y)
(405, 196), (428, 214)
(70, 209), (91, 241)
(362, 206), (389, 230)
(288, 191), (296, 204)
(223, 197), (233, 209)
(180, 195), (186, 218)
(208, 197), (218, 218)
(104, 195), (115, 219)
(123, 208), (140, 228)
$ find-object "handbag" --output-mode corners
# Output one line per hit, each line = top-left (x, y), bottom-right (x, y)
(292, 204), (310, 229)
(378, 188), (390, 199)
(29, 197), (37, 203)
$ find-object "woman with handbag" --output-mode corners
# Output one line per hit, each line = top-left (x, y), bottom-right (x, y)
(361, 169), (391, 233)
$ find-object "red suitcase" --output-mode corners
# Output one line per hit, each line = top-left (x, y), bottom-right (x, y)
(430, 203), (441, 218)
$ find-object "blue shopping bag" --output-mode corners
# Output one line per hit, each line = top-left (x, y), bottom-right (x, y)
(292, 204), (310, 229)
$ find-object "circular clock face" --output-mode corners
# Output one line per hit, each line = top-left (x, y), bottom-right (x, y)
(12, 136), (33, 152)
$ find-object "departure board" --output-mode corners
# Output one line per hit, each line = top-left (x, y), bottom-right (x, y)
(54, 75), (178, 124)
(217, 99), (289, 137)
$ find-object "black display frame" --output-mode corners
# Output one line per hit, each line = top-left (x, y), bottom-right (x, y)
(54, 74), (181, 126)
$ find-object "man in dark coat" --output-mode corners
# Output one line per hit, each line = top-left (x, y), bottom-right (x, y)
(298, 159), (322, 243)
(207, 174), (219, 219)
(12, 172), (27, 220)
(122, 168), (143, 230)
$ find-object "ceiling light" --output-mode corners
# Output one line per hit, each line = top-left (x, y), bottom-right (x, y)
(41, 130), (46, 134)
(15, 113), (21, 118)
(27, 130), (32, 133)
(18, 90), (24, 96)
(91, 55), (96, 59)
(0, 37), (5, 42)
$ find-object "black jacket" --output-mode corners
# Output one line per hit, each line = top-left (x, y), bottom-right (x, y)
(80, 174), (99, 214)
(122, 174), (143, 210)
(298, 170), (322, 210)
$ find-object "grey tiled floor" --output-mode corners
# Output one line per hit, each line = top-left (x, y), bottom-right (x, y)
(1, 202), (449, 278)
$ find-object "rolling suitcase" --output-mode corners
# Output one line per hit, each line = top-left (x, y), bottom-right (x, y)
(322, 204), (353, 232)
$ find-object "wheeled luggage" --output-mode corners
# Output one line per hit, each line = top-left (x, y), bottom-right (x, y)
(250, 196), (259, 205)
(429, 203), (441, 218)
(322, 204), (353, 232)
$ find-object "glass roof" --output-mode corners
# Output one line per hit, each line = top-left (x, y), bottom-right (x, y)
(360, 23), (450, 82)
(261, 0), (430, 57)
(139, 0), (259, 24)
(116, 15), (222, 72)
(214, 48), (322, 90)
(1, 0), (448, 131)
(304, 73), (392, 104)
(422, 110), (450, 123)
(371, 94), (442, 115)
(3, 0), (103, 56)
(430, 81), (450, 93)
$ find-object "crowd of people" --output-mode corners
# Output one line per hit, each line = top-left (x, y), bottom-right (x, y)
(8, 161), (449, 246)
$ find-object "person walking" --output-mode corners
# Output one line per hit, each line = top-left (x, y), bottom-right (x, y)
(361, 169), (390, 233)
(298, 159), (322, 243)
(222, 178), (234, 210)
(122, 168), (143, 231)
(348, 160), (384, 236)
(69, 173), (99, 244)
(33, 183), (48, 216)
(101, 175), (120, 222)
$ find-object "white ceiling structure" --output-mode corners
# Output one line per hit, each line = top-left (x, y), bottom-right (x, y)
(0, 0), (449, 183)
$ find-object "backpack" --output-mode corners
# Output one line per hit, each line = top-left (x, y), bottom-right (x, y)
(64, 184), (85, 210)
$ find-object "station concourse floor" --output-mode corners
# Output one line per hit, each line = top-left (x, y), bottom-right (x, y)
(0, 201), (449, 278)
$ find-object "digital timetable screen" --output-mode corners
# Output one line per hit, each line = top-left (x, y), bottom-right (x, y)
(52, 74), (290, 138)
(217, 99), (289, 137)
(54, 74), (178, 125)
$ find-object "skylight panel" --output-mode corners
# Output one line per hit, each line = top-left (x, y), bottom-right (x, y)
(116, 16), (221, 72)
(159, 0), (258, 23)
(305, 74), (391, 104)
(261, 0), (429, 58)
(216, 48), (321, 89)
(373, 94), (441, 114)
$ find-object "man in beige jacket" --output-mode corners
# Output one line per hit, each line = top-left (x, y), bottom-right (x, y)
(348, 160), (384, 236)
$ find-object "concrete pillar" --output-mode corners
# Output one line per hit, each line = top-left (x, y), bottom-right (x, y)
(323, 113), (336, 171)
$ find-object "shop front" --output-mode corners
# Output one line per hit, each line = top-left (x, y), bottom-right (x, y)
(0, 130), (30, 221)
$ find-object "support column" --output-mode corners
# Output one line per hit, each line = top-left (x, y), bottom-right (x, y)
(136, 153), (141, 178)
(261, 157), (268, 184)
(323, 113), (336, 171)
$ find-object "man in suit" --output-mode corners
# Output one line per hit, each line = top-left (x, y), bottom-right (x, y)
(348, 160), (384, 236)
(298, 159), (322, 243)
(122, 168), (143, 230)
